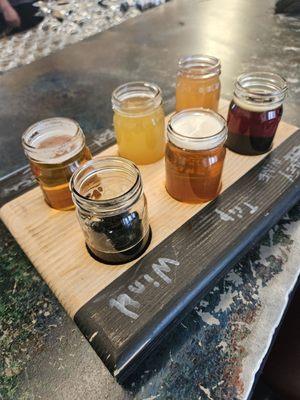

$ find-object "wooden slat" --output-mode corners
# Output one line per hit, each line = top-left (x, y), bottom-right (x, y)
(75, 128), (300, 381)
(0, 99), (297, 318)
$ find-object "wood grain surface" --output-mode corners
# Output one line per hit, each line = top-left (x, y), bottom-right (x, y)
(0, 99), (297, 318)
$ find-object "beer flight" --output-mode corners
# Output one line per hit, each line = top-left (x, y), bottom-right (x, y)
(21, 55), (288, 264)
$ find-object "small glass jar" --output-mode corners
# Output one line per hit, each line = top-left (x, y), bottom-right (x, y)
(22, 117), (92, 210)
(112, 81), (165, 165)
(165, 109), (227, 203)
(175, 55), (221, 112)
(226, 72), (288, 155)
(70, 157), (151, 265)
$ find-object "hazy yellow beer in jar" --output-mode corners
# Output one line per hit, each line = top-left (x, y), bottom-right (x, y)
(112, 81), (165, 165)
(176, 55), (221, 112)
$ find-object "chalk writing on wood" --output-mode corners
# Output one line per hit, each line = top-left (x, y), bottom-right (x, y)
(258, 158), (282, 182)
(278, 145), (300, 182)
(259, 146), (300, 183)
(215, 202), (258, 222)
(109, 258), (180, 319)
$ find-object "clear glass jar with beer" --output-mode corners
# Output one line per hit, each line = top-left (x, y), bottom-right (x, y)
(226, 71), (287, 155)
(22, 117), (92, 210)
(176, 55), (221, 112)
(112, 81), (165, 165)
(165, 109), (227, 203)
(70, 156), (151, 264)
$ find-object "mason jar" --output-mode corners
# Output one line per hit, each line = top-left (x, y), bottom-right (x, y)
(70, 156), (151, 264)
(175, 55), (221, 112)
(226, 71), (288, 155)
(22, 117), (92, 210)
(165, 109), (227, 203)
(112, 81), (165, 165)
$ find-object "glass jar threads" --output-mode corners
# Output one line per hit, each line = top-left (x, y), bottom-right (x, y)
(22, 118), (92, 210)
(70, 157), (151, 264)
(226, 72), (288, 155)
(175, 55), (221, 112)
(112, 81), (165, 165)
(165, 109), (227, 203)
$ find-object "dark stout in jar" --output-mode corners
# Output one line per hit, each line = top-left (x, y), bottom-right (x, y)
(226, 72), (287, 155)
(165, 109), (227, 203)
(70, 157), (151, 264)
(22, 118), (92, 210)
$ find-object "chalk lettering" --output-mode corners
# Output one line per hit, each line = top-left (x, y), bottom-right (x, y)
(278, 170), (294, 182)
(143, 274), (160, 287)
(92, 129), (114, 148)
(216, 202), (258, 222)
(228, 206), (243, 218)
(152, 258), (180, 284)
(109, 294), (140, 320)
(284, 145), (300, 164)
(143, 274), (154, 283)
(244, 202), (258, 214)
(215, 209), (235, 221)
(258, 158), (282, 182)
(109, 258), (180, 320)
(128, 281), (145, 294)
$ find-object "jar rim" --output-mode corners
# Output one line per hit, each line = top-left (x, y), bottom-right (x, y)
(22, 117), (85, 163)
(112, 81), (162, 114)
(167, 108), (227, 151)
(178, 54), (221, 77)
(234, 71), (288, 107)
(70, 156), (142, 210)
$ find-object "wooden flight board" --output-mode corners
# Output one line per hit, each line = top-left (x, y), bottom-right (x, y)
(1, 100), (300, 382)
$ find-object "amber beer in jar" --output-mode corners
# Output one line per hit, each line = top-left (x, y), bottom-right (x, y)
(176, 55), (221, 112)
(22, 118), (92, 210)
(165, 109), (227, 203)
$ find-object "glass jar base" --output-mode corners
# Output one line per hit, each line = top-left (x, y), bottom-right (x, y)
(44, 197), (75, 211)
(165, 185), (221, 204)
(226, 137), (273, 155)
(225, 131), (274, 156)
(86, 227), (152, 265)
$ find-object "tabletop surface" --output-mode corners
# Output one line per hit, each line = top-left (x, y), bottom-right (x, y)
(0, 0), (300, 399)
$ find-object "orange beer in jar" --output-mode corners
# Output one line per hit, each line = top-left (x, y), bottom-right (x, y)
(22, 118), (92, 210)
(165, 109), (227, 203)
(176, 55), (221, 112)
(112, 82), (165, 165)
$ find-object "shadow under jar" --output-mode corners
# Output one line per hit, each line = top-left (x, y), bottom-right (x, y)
(70, 157), (151, 265)
(226, 72), (288, 155)
(165, 109), (227, 203)
(22, 118), (92, 210)
(112, 81), (165, 165)
(175, 55), (221, 112)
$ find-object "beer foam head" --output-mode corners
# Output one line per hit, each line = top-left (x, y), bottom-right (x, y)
(233, 95), (282, 112)
(22, 118), (85, 164)
(168, 109), (227, 150)
(233, 71), (287, 112)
